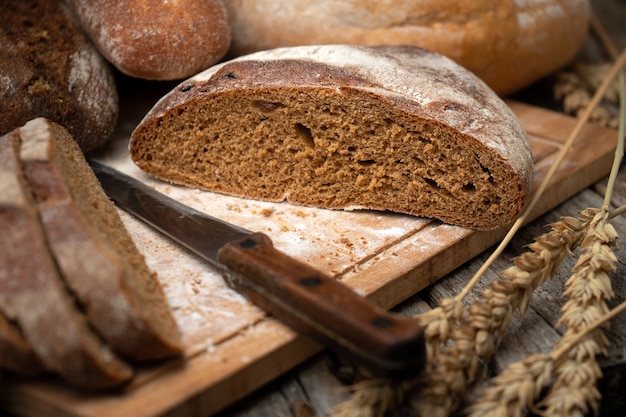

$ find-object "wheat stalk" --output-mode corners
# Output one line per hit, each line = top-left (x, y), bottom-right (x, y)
(464, 353), (554, 417)
(465, 53), (626, 417)
(539, 201), (617, 417)
(590, 10), (619, 60)
(410, 215), (589, 417)
(465, 296), (626, 417)
(554, 11), (621, 129)
(331, 378), (414, 417)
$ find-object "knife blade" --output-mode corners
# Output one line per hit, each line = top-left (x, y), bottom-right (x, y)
(89, 160), (425, 379)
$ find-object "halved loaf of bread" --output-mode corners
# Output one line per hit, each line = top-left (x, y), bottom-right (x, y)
(18, 118), (183, 362)
(0, 129), (133, 390)
(130, 45), (533, 230)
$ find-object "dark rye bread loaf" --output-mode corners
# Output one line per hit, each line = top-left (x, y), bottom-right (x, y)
(0, 129), (132, 390)
(18, 118), (183, 362)
(130, 45), (533, 230)
(0, 0), (118, 152)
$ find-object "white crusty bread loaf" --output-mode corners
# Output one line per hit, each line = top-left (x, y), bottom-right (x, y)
(130, 45), (533, 230)
(0, 129), (133, 390)
(65, 0), (231, 80)
(224, 0), (590, 96)
(18, 118), (183, 362)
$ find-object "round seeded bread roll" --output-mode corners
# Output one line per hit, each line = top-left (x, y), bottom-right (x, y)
(65, 0), (232, 80)
(130, 45), (533, 230)
(224, 0), (591, 96)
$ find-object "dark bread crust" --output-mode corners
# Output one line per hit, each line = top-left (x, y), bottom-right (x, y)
(0, 129), (133, 390)
(0, 0), (118, 152)
(130, 45), (533, 230)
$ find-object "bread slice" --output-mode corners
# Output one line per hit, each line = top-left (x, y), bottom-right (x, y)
(0, 129), (133, 390)
(18, 118), (183, 362)
(130, 45), (533, 230)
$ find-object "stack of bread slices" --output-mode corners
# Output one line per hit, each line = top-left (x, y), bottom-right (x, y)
(0, 118), (182, 391)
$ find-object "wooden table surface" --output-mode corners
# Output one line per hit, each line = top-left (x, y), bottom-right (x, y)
(215, 2), (626, 416)
(1, 2), (624, 417)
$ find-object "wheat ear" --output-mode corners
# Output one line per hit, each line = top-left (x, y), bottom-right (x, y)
(540, 208), (617, 417)
(554, 11), (621, 128)
(465, 296), (626, 417)
(330, 378), (415, 417)
(466, 55), (626, 417)
(410, 215), (589, 417)
(539, 65), (626, 417)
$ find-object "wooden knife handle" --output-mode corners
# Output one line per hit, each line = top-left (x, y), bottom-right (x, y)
(217, 232), (425, 379)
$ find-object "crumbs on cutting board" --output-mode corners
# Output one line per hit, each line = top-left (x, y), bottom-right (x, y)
(260, 207), (274, 217)
(226, 204), (242, 213)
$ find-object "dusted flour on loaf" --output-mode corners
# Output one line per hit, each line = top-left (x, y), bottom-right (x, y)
(130, 45), (533, 230)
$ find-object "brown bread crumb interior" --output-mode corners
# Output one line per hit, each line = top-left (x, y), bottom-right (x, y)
(133, 86), (524, 230)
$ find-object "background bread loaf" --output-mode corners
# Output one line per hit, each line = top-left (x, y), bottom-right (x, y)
(0, 0), (118, 152)
(224, 0), (591, 96)
(130, 45), (533, 230)
(65, 0), (232, 80)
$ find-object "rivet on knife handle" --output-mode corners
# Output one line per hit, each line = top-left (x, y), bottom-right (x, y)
(217, 232), (426, 379)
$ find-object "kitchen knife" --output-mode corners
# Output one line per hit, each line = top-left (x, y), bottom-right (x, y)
(89, 160), (425, 379)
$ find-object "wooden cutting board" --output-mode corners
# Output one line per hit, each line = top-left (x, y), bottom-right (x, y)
(0, 100), (618, 417)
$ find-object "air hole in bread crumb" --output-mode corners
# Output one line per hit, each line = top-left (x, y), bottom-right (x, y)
(424, 177), (452, 197)
(476, 156), (496, 184)
(412, 157), (425, 167)
(253, 100), (286, 113)
(462, 183), (476, 192)
(358, 160), (376, 166)
(295, 123), (315, 148)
